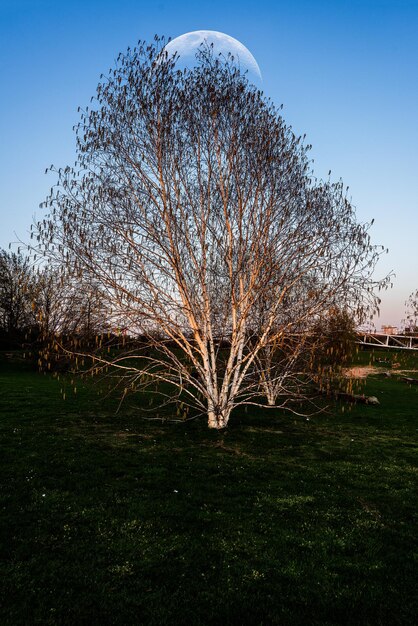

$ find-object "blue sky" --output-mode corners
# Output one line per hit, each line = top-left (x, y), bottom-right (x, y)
(1, 0), (417, 327)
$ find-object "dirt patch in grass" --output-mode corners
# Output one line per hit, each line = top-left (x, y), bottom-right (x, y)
(344, 365), (381, 378)
(344, 365), (418, 379)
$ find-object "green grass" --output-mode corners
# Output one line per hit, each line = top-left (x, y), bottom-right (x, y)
(0, 351), (417, 625)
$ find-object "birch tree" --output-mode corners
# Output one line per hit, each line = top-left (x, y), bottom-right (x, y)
(32, 38), (387, 428)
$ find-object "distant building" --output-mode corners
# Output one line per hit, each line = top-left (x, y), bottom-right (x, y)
(381, 325), (398, 335)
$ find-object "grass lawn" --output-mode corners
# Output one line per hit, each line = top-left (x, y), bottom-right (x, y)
(0, 350), (417, 625)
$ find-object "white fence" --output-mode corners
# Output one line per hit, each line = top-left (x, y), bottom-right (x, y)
(356, 332), (418, 351)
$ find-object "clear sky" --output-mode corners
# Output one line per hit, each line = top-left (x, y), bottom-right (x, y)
(1, 0), (417, 327)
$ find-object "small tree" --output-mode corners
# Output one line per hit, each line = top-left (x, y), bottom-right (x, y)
(34, 270), (109, 339)
(405, 290), (418, 334)
(0, 249), (37, 341)
(253, 298), (357, 408)
(32, 38), (387, 428)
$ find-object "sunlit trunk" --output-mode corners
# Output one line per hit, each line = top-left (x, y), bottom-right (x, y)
(265, 388), (277, 406)
(207, 401), (231, 429)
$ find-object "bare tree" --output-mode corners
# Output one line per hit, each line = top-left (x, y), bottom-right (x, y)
(0, 249), (36, 338)
(405, 290), (418, 334)
(34, 269), (109, 338)
(252, 280), (360, 409)
(32, 38), (387, 428)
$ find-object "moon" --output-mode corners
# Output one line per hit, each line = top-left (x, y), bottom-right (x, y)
(163, 30), (262, 87)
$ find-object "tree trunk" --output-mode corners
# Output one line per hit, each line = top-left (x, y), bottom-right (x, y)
(207, 404), (231, 429)
(266, 392), (276, 406)
(261, 379), (277, 406)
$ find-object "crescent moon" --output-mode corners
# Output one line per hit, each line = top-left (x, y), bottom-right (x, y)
(163, 30), (262, 84)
